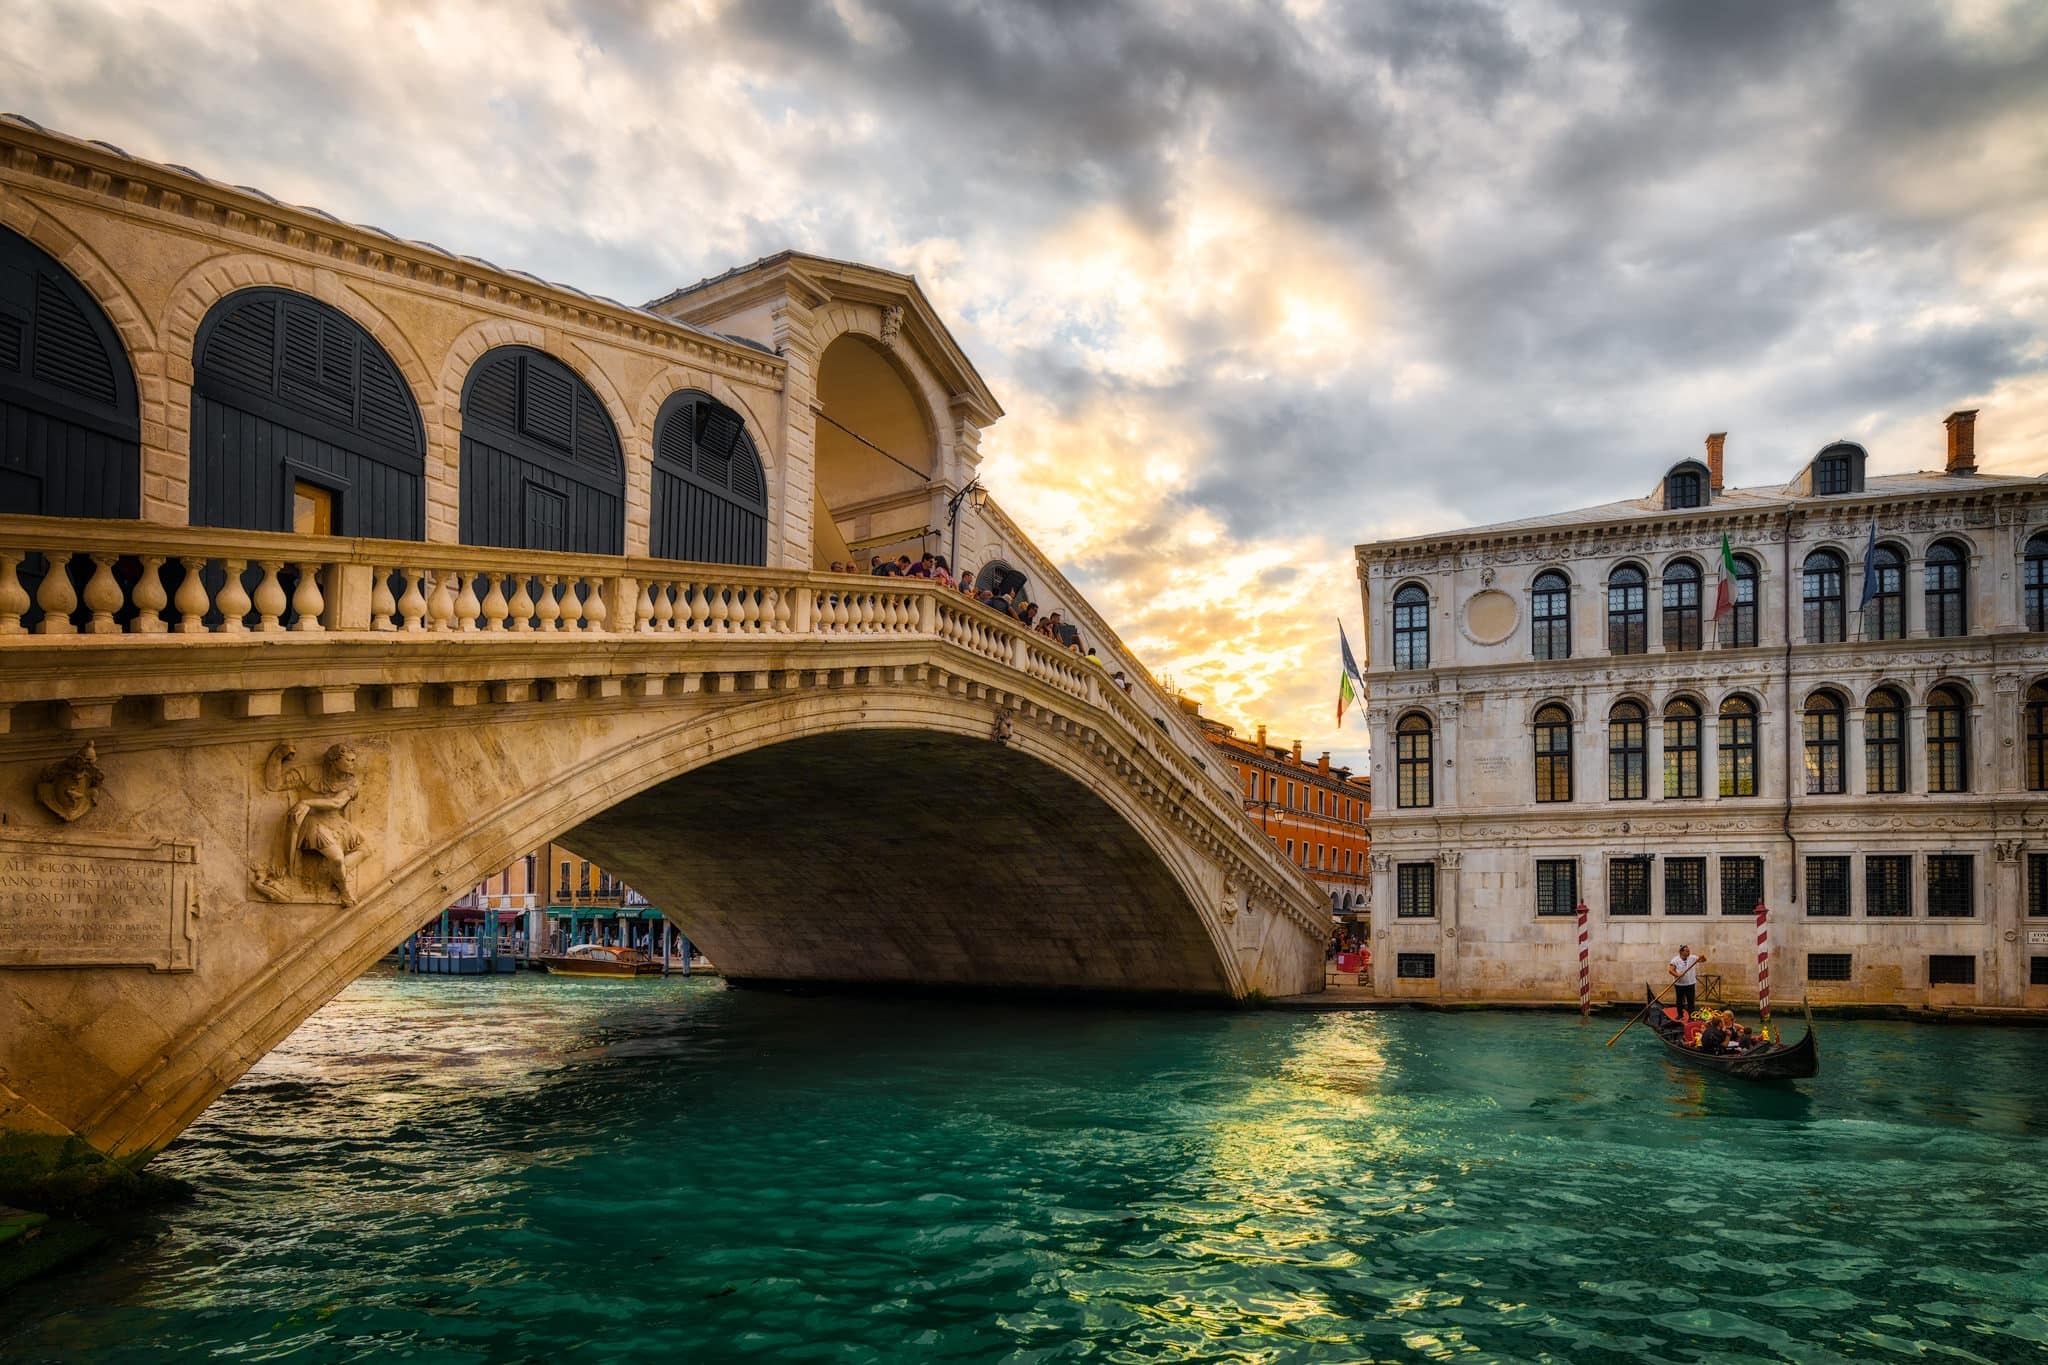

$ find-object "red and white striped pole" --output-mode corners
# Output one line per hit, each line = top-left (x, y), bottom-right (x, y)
(1754, 899), (1772, 1028)
(1576, 901), (1591, 1017)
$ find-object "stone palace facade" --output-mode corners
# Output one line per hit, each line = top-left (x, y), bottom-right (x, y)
(1356, 413), (2048, 1011)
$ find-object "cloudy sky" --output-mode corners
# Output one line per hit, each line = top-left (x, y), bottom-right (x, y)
(9, 0), (2046, 769)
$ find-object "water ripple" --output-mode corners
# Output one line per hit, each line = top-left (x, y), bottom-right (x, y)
(4, 971), (2046, 1363)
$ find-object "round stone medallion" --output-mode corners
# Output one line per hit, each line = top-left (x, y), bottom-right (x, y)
(1462, 589), (1518, 645)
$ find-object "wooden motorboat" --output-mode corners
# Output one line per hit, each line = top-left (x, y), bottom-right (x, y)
(536, 944), (666, 978)
(1644, 987), (1818, 1081)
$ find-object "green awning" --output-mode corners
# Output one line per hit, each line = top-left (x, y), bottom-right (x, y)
(545, 905), (667, 920)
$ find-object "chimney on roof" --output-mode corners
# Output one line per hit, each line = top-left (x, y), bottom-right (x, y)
(1705, 433), (1726, 491)
(1318, 751), (1331, 775)
(1291, 738), (1303, 763)
(1945, 410), (1978, 475)
(1255, 723), (1267, 750)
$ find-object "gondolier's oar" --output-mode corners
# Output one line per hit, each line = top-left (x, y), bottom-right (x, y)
(1606, 983), (1673, 1047)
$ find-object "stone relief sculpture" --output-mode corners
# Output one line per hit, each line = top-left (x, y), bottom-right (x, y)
(990, 709), (1014, 745)
(253, 741), (370, 904)
(879, 304), (904, 346)
(35, 742), (103, 822)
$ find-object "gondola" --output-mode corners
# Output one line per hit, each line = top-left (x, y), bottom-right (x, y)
(1643, 987), (1818, 1081)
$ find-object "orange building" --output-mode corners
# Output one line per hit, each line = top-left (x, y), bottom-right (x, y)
(443, 842), (676, 953)
(1185, 702), (1372, 924)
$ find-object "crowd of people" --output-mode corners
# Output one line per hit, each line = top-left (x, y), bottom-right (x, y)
(822, 551), (1135, 695)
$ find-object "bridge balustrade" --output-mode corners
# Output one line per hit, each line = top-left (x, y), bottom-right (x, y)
(0, 514), (1251, 849)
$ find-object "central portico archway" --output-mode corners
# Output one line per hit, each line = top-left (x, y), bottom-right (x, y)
(813, 333), (936, 568)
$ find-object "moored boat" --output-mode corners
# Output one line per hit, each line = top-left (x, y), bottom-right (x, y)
(1643, 987), (1818, 1081)
(536, 944), (667, 978)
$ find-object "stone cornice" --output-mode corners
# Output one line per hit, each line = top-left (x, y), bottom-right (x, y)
(0, 114), (785, 384)
(1361, 633), (2048, 689)
(1356, 480), (2048, 569)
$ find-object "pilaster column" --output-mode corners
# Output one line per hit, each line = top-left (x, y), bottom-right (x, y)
(1648, 710), (1666, 800)
(1846, 703), (1867, 795)
(1905, 554), (1927, 637)
(1701, 710), (1720, 799)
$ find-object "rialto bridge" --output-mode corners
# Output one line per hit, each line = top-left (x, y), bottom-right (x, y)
(0, 117), (1326, 1203)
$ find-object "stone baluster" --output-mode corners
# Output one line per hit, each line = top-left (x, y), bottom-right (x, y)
(216, 560), (253, 633)
(174, 557), (210, 634)
(370, 567), (398, 631)
(584, 578), (609, 632)
(710, 584), (732, 633)
(0, 551), (28, 634)
(481, 573), (510, 631)
(130, 556), (169, 634)
(33, 552), (79, 635)
(398, 567), (428, 630)
(771, 586), (791, 633)
(454, 570), (482, 631)
(253, 561), (287, 632)
(509, 576), (536, 632)
(426, 569), (457, 630)
(83, 554), (124, 634)
(559, 577), (584, 632)
(633, 581), (655, 633)
(290, 562), (326, 632)
(739, 586), (760, 633)
(537, 575), (562, 632)
(651, 581), (674, 632)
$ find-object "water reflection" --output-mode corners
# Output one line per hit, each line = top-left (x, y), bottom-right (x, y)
(3, 974), (2046, 1363)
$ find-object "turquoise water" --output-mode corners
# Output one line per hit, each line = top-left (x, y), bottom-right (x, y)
(4, 971), (2047, 1363)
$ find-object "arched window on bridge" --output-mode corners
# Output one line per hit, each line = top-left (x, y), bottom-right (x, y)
(0, 226), (140, 517)
(459, 346), (622, 553)
(191, 288), (425, 537)
(650, 390), (768, 565)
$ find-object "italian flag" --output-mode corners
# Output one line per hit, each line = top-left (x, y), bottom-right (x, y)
(1710, 533), (1739, 621)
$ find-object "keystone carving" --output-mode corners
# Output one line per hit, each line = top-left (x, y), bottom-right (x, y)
(990, 709), (1015, 745)
(35, 742), (104, 822)
(253, 741), (370, 904)
(879, 304), (904, 346)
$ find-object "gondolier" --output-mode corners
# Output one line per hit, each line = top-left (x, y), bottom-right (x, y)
(1668, 944), (1705, 1016)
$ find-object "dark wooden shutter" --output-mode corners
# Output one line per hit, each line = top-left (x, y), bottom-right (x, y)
(0, 226), (140, 518)
(189, 288), (424, 537)
(648, 390), (767, 566)
(458, 346), (623, 553)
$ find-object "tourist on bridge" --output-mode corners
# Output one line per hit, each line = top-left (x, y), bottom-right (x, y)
(1668, 944), (1705, 1017)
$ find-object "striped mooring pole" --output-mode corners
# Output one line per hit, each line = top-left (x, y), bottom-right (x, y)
(1575, 900), (1591, 1016)
(1755, 900), (1772, 1026)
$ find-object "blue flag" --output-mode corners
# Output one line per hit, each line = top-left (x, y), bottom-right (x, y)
(1858, 522), (1879, 608)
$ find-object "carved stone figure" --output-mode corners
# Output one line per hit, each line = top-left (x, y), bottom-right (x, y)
(879, 304), (904, 346)
(255, 741), (369, 903)
(990, 709), (1014, 745)
(35, 742), (103, 822)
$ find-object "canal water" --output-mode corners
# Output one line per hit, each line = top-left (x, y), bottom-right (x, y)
(4, 970), (2046, 1363)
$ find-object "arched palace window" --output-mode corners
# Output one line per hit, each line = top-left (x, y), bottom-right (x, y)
(1719, 695), (1758, 797)
(1661, 560), (1702, 652)
(1393, 584), (1430, 670)
(1608, 700), (1647, 800)
(1864, 543), (1905, 641)
(1804, 691), (1844, 794)
(1865, 687), (1905, 794)
(1533, 704), (1573, 803)
(1924, 540), (1967, 638)
(1927, 684), (1969, 793)
(1663, 697), (1701, 798)
(1718, 554), (1758, 648)
(1531, 571), (1570, 660)
(1803, 550), (1846, 644)
(2027, 682), (2048, 792)
(1396, 712), (1434, 808)
(1607, 565), (1647, 655)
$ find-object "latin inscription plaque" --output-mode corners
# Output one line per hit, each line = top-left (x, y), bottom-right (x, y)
(0, 833), (197, 972)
